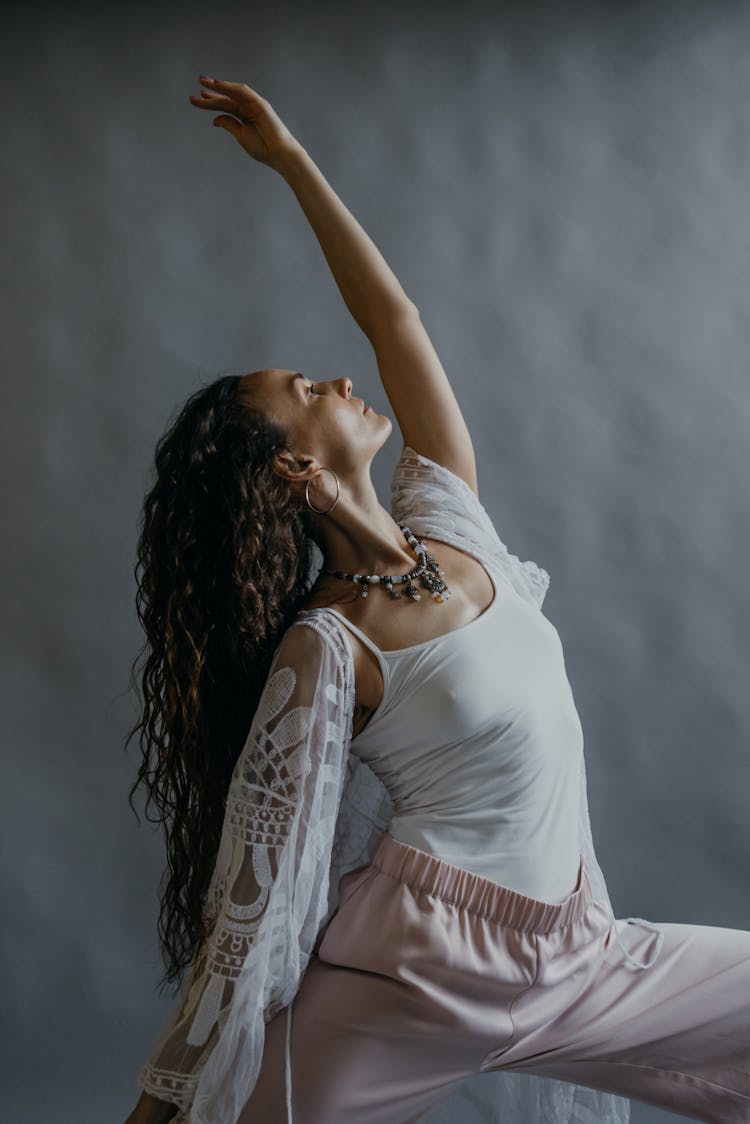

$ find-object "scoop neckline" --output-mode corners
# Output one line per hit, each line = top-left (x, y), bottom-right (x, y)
(298, 551), (503, 659)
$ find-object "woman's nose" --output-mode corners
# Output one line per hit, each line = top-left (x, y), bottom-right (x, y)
(336, 377), (353, 397)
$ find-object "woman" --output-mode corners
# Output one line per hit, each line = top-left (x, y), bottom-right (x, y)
(125, 76), (750, 1124)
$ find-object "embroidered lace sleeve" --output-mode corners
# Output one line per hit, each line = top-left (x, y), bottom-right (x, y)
(136, 615), (355, 1124)
(390, 444), (550, 610)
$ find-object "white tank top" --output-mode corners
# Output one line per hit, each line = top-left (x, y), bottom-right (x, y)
(324, 556), (584, 904)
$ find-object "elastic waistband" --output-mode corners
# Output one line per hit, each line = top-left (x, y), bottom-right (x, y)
(371, 832), (593, 932)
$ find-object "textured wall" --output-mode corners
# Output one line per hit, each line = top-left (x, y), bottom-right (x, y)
(3, 2), (748, 1122)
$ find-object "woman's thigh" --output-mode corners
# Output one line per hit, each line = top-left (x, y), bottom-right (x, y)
(487, 917), (750, 1123)
(238, 953), (479, 1124)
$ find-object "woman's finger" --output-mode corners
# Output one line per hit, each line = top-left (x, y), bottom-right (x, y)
(189, 92), (240, 111)
(200, 76), (266, 111)
(200, 76), (253, 95)
(200, 76), (250, 98)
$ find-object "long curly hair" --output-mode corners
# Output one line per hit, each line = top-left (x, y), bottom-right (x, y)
(125, 371), (321, 995)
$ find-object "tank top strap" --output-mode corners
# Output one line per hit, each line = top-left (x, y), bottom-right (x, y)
(315, 607), (386, 662)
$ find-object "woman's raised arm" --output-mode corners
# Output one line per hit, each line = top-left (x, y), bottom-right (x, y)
(190, 75), (478, 496)
(191, 75), (416, 335)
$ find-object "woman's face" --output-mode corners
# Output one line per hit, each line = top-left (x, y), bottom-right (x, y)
(238, 368), (390, 475)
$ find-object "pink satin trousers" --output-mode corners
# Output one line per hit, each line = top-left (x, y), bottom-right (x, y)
(240, 831), (750, 1124)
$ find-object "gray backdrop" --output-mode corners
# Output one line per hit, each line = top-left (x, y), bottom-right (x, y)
(3, 2), (748, 1122)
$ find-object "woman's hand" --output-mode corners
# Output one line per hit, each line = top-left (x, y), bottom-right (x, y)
(189, 75), (302, 171)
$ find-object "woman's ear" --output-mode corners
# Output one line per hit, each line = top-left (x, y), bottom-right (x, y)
(271, 448), (318, 490)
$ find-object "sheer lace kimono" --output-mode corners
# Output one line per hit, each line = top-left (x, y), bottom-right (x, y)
(137, 444), (665, 1124)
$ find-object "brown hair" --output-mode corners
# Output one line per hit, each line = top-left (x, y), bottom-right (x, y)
(124, 372), (320, 994)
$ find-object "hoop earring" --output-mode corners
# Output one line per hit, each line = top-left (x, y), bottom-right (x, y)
(304, 466), (340, 515)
